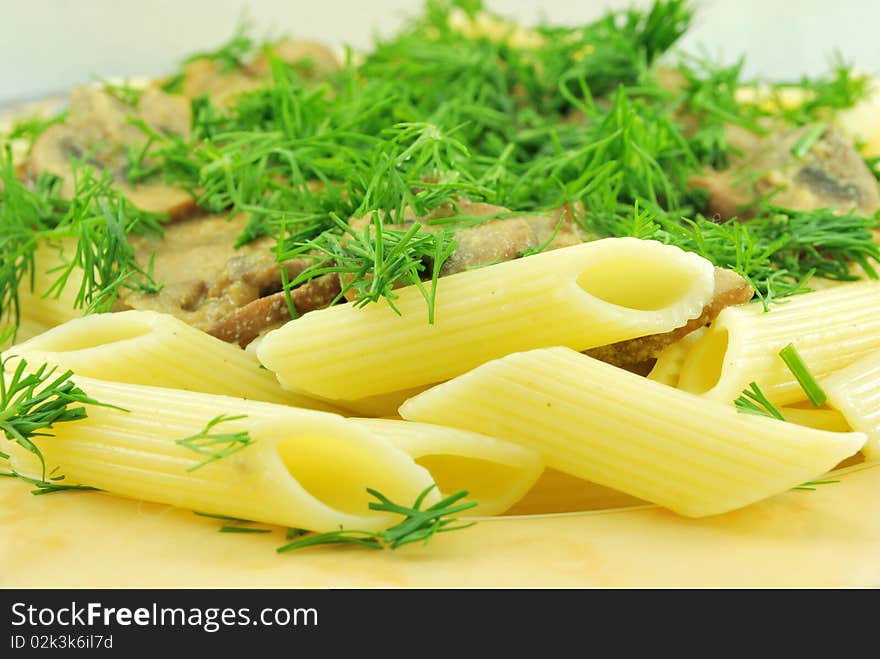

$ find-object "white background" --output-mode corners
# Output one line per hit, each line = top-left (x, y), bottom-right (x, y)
(1, 0), (878, 104)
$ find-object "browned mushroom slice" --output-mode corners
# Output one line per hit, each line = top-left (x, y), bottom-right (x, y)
(123, 184), (198, 220)
(207, 274), (341, 347)
(180, 59), (265, 106)
(246, 40), (340, 78)
(440, 210), (586, 275)
(346, 198), (588, 285)
(121, 213), (319, 336)
(26, 85), (196, 218)
(584, 267), (754, 370)
(691, 124), (880, 220)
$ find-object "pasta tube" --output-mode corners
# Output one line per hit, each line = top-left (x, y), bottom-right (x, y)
(258, 238), (715, 399)
(779, 406), (852, 433)
(677, 281), (880, 405)
(503, 469), (646, 516)
(821, 352), (880, 461)
(399, 347), (865, 517)
(3, 376), (436, 532)
(353, 418), (543, 515)
(7, 310), (339, 411)
(647, 327), (707, 387)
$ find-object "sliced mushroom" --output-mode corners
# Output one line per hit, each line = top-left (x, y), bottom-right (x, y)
(121, 213), (322, 337)
(246, 39), (340, 78)
(344, 198), (589, 299)
(691, 123), (880, 220)
(207, 273), (341, 347)
(26, 85), (197, 218)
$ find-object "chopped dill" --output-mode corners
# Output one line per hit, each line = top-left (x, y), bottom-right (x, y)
(277, 486), (477, 553)
(1, 0), (876, 330)
(734, 382), (786, 421)
(779, 343), (828, 407)
(176, 414), (253, 472)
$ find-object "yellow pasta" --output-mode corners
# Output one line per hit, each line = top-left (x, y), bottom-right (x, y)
(821, 352), (880, 461)
(258, 238), (715, 400)
(677, 281), (880, 405)
(503, 469), (647, 516)
(353, 418), (543, 515)
(7, 310), (339, 411)
(778, 406), (852, 433)
(399, 347), (865, 517)
(647, 326), (707, 387)
(3, 375), (436, 532)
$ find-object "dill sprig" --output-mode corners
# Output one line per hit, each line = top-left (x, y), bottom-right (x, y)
(0, 357), (109, 480)
(181, 20), (255, 72)
(765, 53), (870, 126)
(734, 382), (786, 421)
(6, 110), (69, 149)
(285, 213), (456, 321)
(176, 414), (254, 472)
(276, 485), (477, 553)
(4, 0), (873, 326)
(582, 203), (880, 308)
(0, 465), (99, 496)
(779, 343), (828, 407)
(0, 147), (165, 337)
(793, 479), (840, 491)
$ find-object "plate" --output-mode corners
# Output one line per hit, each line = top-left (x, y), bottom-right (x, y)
(2, 462), (877, 587)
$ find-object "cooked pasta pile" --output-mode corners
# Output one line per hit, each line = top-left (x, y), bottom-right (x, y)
(2, 0), (879, 548)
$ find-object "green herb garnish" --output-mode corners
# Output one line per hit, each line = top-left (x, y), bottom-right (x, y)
(0, 358), (107, 479)
(3, 0), (874, 329)
(779, 343), (828, 407)
(277, 486), (477, 553)
(176, 414), (253, 472)
(734, 381), (786, 421)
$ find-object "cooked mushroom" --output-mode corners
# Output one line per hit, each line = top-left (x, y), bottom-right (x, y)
(207, 274), (341, 347)
(26, 85), (197, 218)
(246, 39), (340, 78)
(120, 213), (324, 339)
(691, 123), (880, 220)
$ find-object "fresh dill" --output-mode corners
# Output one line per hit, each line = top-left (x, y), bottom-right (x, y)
(276, 486), (477, 553)
(181, 20), (255, 72)
(176, 414), (254, 472)
(0, 357), (115, 481)
(778, 343), (828, 407)
(6, 110), (69, 148)
(285, 213), (456, 321)
(790, 123), (827, 159)
(0, 465), (99, 496)
(793, 479), (840, 491)
(2, 0), (875, 327)
(219, 526), (273, 534)
(0, 147), (165, 337)
(734, 382), (786, 421)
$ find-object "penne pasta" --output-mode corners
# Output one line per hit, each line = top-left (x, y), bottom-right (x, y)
(2, 375), (437, 532)
(2, 372), (541, 519)
(7, 310), (339, 411)
(502, 469), (647, 516)
(258, 238), (715, 400)
(399, 347), (865, 517)
(778, 406), (852, 433)
(353, 418), (544, 515)
(332, 385), (434, 418)
(677, 281), (880, 405)
(821, 352), (880, 461)
(647, 326), (707, 387)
